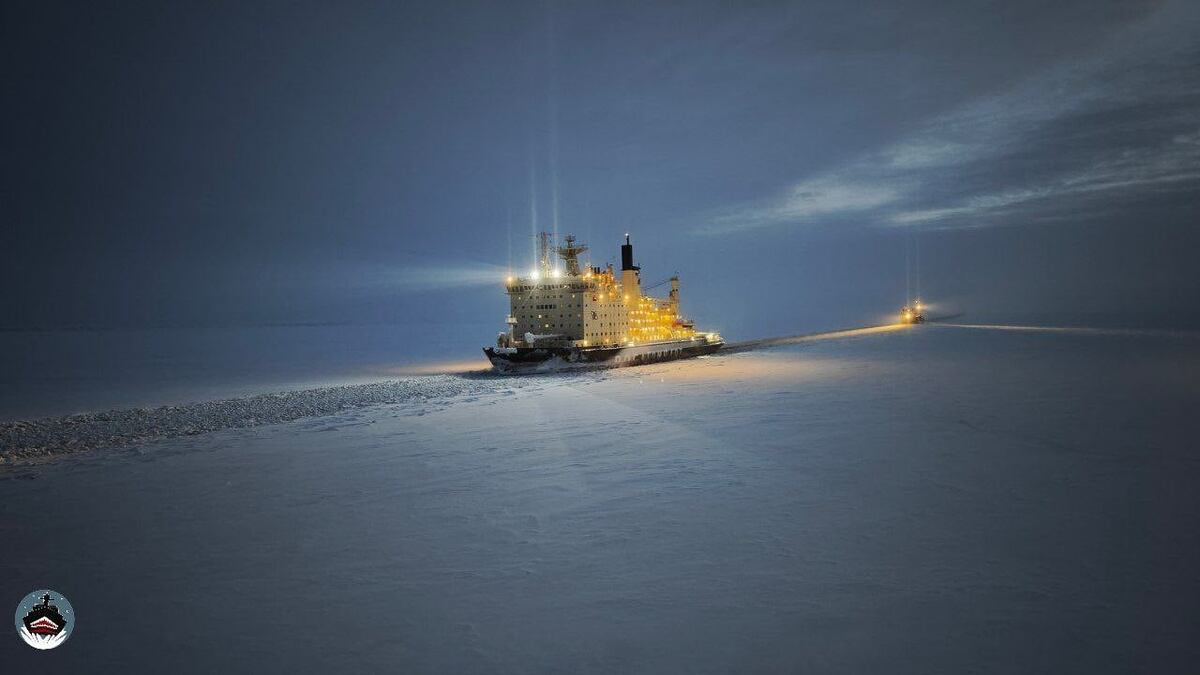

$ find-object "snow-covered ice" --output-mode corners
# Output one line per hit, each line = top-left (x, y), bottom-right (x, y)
(1, 324), (1198, 672)
(0, 375), (507, 465)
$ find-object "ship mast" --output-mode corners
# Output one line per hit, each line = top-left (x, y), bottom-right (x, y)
(555, 235), (588, 276)
(537, 232), (554, 276)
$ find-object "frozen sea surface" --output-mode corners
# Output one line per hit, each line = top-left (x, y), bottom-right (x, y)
(2, 324), (1199, 672)
(0, 323), (492, 421)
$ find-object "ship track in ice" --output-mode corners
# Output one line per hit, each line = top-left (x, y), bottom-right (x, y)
(0, 376), (509, 468)
(1, 318), (960, 468)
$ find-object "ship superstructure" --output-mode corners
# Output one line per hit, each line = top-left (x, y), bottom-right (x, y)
(485, 234), (723, 371)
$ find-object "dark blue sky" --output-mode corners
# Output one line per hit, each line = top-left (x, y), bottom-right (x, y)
(3, 0), (1198, 334)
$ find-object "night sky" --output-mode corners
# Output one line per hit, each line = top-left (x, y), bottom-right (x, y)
(4, 0), (1198, 335)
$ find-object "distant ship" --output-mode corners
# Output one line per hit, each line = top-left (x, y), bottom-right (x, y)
(484, 233), (724, 372)
(22, 594), (67, 637)
(901, 299), (926, 324)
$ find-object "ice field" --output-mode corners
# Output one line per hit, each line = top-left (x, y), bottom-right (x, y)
(2, 324), (1199, 672)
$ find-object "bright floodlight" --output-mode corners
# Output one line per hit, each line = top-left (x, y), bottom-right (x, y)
(530, 269), (540, 280)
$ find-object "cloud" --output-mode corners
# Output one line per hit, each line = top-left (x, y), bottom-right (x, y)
(885, 141), (974, 169)
(891, 127), (1200, 225)
(696, 0), (1200, 235)
(698, 176), (903, 234)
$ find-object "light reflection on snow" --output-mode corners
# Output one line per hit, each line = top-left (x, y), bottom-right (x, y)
(628, 353), (852, 384)
(377, 360), (493, 376)
(937, 323), (1200, 338)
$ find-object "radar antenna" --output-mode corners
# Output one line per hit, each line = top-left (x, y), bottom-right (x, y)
(555, 234), (588, 276)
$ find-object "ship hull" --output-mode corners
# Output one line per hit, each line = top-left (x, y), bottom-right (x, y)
(484, 337), (723, 373)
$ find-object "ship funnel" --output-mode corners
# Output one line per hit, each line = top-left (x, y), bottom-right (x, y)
(621, 235), (637, 271)
(619, 234), (640, 300)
